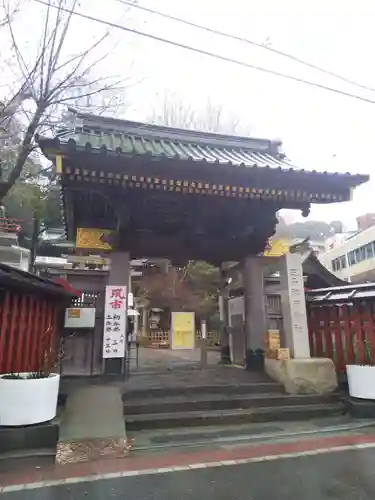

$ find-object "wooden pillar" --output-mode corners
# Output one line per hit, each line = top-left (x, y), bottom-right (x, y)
(18, 295), (27, 371)
(343, 305), (355, 365)
(105, 251), (130, 375)
(219, 268), (230, 364)
(30, 299), (41, 372)
(243, 256), (267, 370)
(0, 292), (10, 373)
(6, 294), (19, 373)
(24, 295), (34, 372)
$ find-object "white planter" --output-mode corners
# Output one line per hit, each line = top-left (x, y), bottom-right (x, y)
(0, 373), (60, 426)
(347, 365), (375, 400)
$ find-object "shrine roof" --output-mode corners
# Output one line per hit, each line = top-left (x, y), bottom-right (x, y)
(39, 109), (368, 186)
(306, 281), (375, 303)
(0, 263), (79, 297)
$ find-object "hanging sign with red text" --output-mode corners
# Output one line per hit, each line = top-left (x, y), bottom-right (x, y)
(103, 285), (127, 359)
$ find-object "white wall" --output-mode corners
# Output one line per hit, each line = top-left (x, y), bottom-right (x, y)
(319, 225), (375, 281)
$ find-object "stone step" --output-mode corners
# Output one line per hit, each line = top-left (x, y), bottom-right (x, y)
(125, 402), (344, 431)
(128, 416), (372, 453)
(123, 382), (284, 401)
(124, 392), (341, 415)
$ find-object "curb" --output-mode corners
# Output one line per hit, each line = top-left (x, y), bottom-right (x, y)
(2, 432), (375, 492)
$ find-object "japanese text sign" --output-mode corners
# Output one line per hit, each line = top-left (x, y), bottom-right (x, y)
(103, 285), (127, 359)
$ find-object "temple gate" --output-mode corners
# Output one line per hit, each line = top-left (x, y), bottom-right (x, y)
(38, 109), (368, 375)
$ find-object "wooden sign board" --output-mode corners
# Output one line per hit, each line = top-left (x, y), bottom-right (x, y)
(264, 329), (281, 359)
(265, 330), (280, 349)
(277, 348), (290, 360)
(76, 228), (113, 251)
(64, 307), (96, 328)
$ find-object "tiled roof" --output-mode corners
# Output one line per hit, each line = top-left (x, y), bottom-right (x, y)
(61, 130), (292, 169)
(0, 263), (77, 297)
(56, 112), (289, 168)
(306, 282), (375, 303)
(47, 110), (368, 184)
(39, 110), (369, 187)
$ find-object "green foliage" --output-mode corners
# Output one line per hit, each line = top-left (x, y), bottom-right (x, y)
(186, 261), (220, 319)
(138, 260), (220, 321)
(3, 156), (62, 243)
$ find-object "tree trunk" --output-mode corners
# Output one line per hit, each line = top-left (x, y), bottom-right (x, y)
(28, 215), (39, 273)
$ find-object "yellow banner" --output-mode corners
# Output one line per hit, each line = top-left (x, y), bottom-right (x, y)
(76, 228), (113, 251)
(263, 238), (290, 257)
(171, 312), (195, 350)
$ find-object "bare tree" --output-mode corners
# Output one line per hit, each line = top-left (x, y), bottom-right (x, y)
(0, 0), (17, 28)
(0, 0), (132, 201)
(148, 92), (250, 135)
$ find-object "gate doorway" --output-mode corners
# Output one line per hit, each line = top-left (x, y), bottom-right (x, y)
(60, 272), (105, 377)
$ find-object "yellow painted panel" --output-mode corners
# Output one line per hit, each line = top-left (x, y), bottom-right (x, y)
(171, 312), (195, 350)
(55, 155), (62, 174)
(263, 238), (290, 257)
(68, 309), (81, 318)
(76, 228), (113, 251)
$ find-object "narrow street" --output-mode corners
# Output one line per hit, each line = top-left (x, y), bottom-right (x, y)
(3, 446), (375, 499)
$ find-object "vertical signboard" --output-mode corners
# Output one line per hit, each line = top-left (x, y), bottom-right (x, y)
(284, 252), (310, 357)
(171, 312), (195, 350)
(103, 286), (127, 359)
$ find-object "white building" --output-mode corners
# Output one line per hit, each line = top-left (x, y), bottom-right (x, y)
(319, 226), (375, 283)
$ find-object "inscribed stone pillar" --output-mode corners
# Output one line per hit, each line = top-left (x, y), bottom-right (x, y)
(105, 251), (130, 375)
(219, 268), (231, 364)
(243, 256), (267, 370)
(279, 252), (310, 358)
(134, 310), (139, 339)
(141, 307), (148, 338)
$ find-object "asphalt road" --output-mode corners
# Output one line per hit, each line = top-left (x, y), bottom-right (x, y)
(5, 448), (375, 500)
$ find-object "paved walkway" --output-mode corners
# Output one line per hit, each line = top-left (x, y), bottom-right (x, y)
(57, 385), (127, 464)
(60, 348), (269, 396)
(124, 346), (269, 393)
(3, 431), (375, 496)
(125, 365), (270, 393)
(60, 385), (125, 441)
(129, 346), (221, 373)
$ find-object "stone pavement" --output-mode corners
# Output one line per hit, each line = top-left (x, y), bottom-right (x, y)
(60, 348), (269, 396)
(125, 366), (270, 393)
(125, 347), (269, 393)
(3, 432), (375, 497)
(57, 385), (127, 464)
(129, 346), (221, 373)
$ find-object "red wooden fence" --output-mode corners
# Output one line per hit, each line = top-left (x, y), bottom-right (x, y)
(0, 291), (58, 374)
(308, 301), (375, 372)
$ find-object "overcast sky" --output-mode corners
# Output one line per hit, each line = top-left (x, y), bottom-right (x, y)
(2, 0), (375, 230)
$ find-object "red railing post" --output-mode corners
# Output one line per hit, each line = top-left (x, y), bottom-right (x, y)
(353, 304), (365, 364)
(329, 305), (344, 371)
(24, 295), (34, 372)
(0, 292), (10, 373)
(30, 298), (41, 372)
(362, 302), (375, 363)
(342, 305), (355, 365)
(6, 294), (18, 373)
(307, 307), (315, 356)
(17, 295), (28, 372)
(314, 307), (325, 357)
